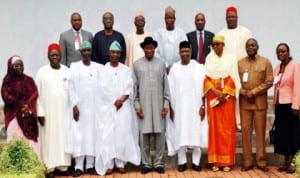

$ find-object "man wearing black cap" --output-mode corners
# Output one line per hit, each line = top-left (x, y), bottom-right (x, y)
(166, 41), (206, 172)
(132, 36), (170, 174)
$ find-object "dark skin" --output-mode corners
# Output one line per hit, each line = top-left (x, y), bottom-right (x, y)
(195, 13), (206, 31)
(209, 41), (228, 105)
(38, 49), (62, 126)
(71, 13), (82, 31)
(102, 12), (114, 35)
(108, 50), (129, 110)
(170, 47), (205, 120)
(165, 11), (175, 31)
(72, 48), (92, 122)
(226, 11), (238, 29)
(239, 38), (259, 99)
(12, 60), (32, 117)
(135, 44), (169, 119)
(276, 44), (299, 117)
(134, 15), (145, 35)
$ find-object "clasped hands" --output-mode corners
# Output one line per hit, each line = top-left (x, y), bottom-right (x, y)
(135, 107), (169, 120)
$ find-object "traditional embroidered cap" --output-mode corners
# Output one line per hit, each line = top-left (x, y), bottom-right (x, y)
(140, 36), (158, 48)
(109, 40), (122, 51)
(48, 43), (61, 54)
(213, 35), (225, 44)
(179, 41), (191, 50)
(135, 11), (144, 18)
(226, 6), (237, 14)
(81, 41), (92, 50)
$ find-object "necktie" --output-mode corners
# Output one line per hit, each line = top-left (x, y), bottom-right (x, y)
(75, 31), (81, 47)
(198, 31), (204, 64)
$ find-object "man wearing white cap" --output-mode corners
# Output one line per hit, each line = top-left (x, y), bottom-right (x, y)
(95, 41), (140, 176)
(125, 11), (151, 68)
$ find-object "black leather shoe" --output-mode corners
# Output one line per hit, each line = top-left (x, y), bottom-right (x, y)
(241, 165), (254, 171)
(154, 166), (165, 174)
(46, 172), (55, 178)
(73, 169), (83, 177)
(85, 167), (97, 175)
(178, 163), (187, 172)
(191, 164), (202, 172)
(141, 166), (151, 174)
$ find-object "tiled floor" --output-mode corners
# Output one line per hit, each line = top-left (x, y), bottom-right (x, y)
(56, 167), (298, 178)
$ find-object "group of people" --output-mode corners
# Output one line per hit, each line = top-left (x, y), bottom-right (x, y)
(1, 5), (300, 178)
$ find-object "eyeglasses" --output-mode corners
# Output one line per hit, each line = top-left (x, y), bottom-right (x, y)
(212, 43), (222, 47)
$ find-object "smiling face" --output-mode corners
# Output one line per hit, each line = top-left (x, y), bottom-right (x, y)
(212, 41), (224, 56)
(276, 44), (290, 62)
(12, 60), (24, 76)
(179, 47), (191, 64)
(143, 44), (156, 60)
(246, 39), (259, 57)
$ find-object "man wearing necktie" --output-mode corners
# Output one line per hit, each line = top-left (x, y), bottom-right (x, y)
(187, 13), (214, 64)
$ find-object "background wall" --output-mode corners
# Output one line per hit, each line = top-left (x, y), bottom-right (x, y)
(0, 0), (300, 105)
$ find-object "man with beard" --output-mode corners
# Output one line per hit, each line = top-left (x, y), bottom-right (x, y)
(59, 12), (93, 67)
(92, 12), (126, 65)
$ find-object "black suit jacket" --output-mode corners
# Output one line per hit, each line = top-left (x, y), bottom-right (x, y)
(187, 30), (214, 63)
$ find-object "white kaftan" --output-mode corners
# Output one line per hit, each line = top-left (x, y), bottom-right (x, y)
(217, 25), (252, 61)
(65, 61), (104, 157)
(95, 63), (140, 175)
(36, 64), (71, 169)
(166, 60), (206, 156)
(125, 32), (151, 68)
(154, 27), (187, 67)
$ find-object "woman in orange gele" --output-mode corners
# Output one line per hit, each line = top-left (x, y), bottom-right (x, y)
(204, 35), (240, 172)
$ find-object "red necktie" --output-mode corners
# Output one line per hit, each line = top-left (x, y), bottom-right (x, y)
(75, 31), (81, 47)
(198, 31), (204, 64)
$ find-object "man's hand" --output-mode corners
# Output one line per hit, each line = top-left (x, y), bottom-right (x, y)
(73, 105), (80, 121)
(114, 99), (123, 111)
(38, 116), (45, 126)
(162, 107), (168, 119)
(169, 107), (174, 121)
(136, 108), (144, 119)
(292, 109), (299, 117)
(199, 106), (205, 121)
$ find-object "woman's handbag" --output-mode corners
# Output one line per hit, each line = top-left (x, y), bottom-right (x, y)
(269, 122), (275, 144)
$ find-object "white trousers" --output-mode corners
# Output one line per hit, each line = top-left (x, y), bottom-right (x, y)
(75, 155), (95, 171)
(178, 146), (201, 165)
(107, 158), (126, 169)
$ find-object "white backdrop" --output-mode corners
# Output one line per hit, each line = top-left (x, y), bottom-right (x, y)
(1, 0), (300, 105)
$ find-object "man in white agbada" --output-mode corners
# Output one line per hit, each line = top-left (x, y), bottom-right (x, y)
(217, 6), (252, 130)
(65, 41), (103, 177)
(166, 41), (206, 172)
(36, 43), (71, 178)
(95, 41), (140, 175)
(153, 6), (187, 72)
(125, 11), (151, 68)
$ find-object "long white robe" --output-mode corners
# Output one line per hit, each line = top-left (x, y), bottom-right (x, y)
(166, 60), (207, 156)
(125, 32), (151, 68)
(65, 61), (104, 157)
(217, 25), (252, 61)
(95, 63), (140, 175)
(154, 27), (187, 67)
(36, 64), (71, 169)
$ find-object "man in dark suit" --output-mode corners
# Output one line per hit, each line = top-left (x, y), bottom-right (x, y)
(92, 12), (126, 65)
(187, 13), (214, 64)
(59, 12), (93, 67)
